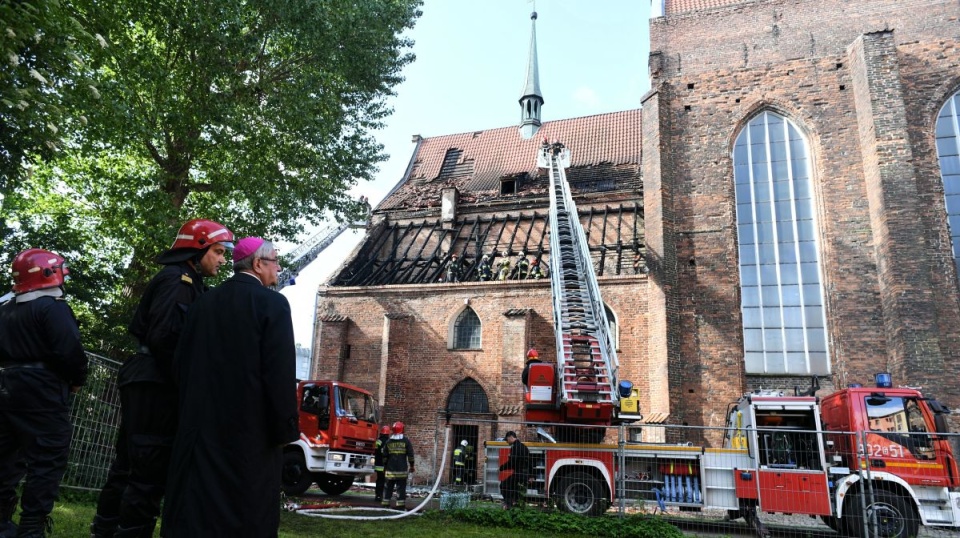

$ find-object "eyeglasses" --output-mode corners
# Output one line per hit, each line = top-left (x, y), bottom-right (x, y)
(259, 257), (280, 265)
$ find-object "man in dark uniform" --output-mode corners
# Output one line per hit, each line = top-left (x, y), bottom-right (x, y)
(92, 219), (233, 538)
(373, 425), (391, 502)
(381, 421), (415, 511)
(162, 237), (299, 537)
(0, 248), (87, 537)
(452, 440), (468, 489)
(498, 431), (532, 509)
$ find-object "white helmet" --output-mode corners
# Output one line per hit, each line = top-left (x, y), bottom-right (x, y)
(460, 440), (468, 447)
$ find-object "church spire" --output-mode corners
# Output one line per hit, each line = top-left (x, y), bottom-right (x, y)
(518, 11), (544, 139)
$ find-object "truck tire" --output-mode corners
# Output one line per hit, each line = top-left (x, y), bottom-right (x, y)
(281, 451), (314, 496)
(844, 490), (918, 538)
(553, 471), (607, 516)
(315, 473), (353, 496)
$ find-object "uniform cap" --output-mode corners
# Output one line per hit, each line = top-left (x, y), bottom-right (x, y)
(233, 237), (264, 262)
(461, 439), (468, 446)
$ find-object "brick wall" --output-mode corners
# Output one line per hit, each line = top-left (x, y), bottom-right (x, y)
(648, 0), (960, 428)
(313, 277), (649, 477)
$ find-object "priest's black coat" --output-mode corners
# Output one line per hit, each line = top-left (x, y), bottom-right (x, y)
(162, 273), (299, 537)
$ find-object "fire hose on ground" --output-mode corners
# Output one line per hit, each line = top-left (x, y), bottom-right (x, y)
(294, 426), (452, 520)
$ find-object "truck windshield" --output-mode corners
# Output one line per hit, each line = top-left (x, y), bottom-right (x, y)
(335, 387), (377, 423)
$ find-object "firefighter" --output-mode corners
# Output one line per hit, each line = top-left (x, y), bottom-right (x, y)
(452, 440), (468, 488)
(445, 253), (462, 283)
(92, 219), (234, 538)
(381, 421), (415, 510)
(373, 425), (391, 502)
(512, 252), (530, 280)
(496, 254), (511, 281)
(498, 431), (532, 509)
(476, 254), (493, 282)
(528, 258), (544, 279)
(521, 347), (542, 387)
(0, 249), (87, 538)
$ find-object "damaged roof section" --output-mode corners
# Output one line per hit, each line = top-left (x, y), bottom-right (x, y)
(331, 203), (644, 287)
(378, 109), (642, 212)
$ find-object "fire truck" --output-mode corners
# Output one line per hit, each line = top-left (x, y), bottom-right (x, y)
(485, 143), (960, 537)
(281, 380), (380, 496)
(487, 378), (958, 537)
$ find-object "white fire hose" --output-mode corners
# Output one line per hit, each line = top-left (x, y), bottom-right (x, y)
(296, 426), (452, 520)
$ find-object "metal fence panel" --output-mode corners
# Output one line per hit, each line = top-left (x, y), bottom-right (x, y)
(63, 353), (121, 491)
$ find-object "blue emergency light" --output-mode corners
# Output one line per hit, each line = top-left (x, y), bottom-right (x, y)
(875, 372), (892, 388)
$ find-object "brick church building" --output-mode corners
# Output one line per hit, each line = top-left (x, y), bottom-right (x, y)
(310, 0), (960, 480)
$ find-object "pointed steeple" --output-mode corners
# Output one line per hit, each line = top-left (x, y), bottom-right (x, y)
(518, 11), (544, 139)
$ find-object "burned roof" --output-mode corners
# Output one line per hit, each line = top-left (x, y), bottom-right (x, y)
(378, 109), (641, 212)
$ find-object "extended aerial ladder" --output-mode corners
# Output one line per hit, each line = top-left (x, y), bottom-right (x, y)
(275, 203), (370, 291)
(524, 142), (631, 428)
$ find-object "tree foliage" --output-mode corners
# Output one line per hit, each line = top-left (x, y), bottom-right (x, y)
(0, 0), (98, 196)
(1, 0), (422, 353)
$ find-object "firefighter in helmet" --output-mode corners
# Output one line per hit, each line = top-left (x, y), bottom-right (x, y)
(513, 251), (530, 280)
(496, 253), (511, 281)
(92, 218), (234, 538)
(373, 425), (391, 502)
(453, 440), (468, 489)
(382, 421), (416, 510)
(521, 346), (542, 387)
(528, 258), (544, 279)
(477, 254), (493, 282)
(0, 249), (87, 537)
(445, 253), (463, 283)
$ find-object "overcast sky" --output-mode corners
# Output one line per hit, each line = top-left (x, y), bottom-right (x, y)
(280, 0), (652, 348)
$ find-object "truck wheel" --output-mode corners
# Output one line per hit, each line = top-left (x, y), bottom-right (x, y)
(281, 451), (314, 496)
(315, 473), (353, 496)
(845, 490), (918, 538)
(554, 471), (606, 516)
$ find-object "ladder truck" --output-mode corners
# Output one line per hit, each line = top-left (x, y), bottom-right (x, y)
(275, 201), (370, 291)
(522, 142), (642, 442)
(487, 144), (960, 537)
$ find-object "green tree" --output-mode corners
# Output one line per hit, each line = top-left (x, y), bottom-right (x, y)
(0, 0), (98, 219)
(2, 0), (421, 352)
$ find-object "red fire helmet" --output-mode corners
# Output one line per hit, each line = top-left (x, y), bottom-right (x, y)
(380, 425), (391, 435)
(392, 421), (405, 434)
(526, 348), (539, 360)
(11, 248), (69, 294)
(156, 218), (235, 264)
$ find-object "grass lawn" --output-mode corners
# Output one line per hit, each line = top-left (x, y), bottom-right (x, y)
(44, 494), (597, 537)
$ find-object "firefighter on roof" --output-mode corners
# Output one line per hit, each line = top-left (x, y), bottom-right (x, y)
(477, 254), (493, 281)
(512, 252), (530, 280)
(496, 254), (511, 281)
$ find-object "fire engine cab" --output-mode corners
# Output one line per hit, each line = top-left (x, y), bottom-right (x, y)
(281, 380), (379, 496)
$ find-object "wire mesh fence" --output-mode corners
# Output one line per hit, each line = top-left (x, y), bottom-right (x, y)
(63, 352), (121, 491)
(432, 415), (960, 537)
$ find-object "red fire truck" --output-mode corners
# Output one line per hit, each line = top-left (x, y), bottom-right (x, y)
(281, 380), (380, 496)
(487, 375), (959, 538)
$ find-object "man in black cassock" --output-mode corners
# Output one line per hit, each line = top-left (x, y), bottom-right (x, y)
(161, 237), (298, 537)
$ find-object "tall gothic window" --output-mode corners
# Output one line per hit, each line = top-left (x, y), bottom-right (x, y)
(936, 92), (960, 279)
(452, 307), (481, 349)
(733, 111), (829, 375)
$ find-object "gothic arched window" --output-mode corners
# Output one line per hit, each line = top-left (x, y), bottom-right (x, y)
(733, 111), (829, 375)
(936, 92), (960, 279)
(452, 307), (482, 349)
(446, 378), (490, 414)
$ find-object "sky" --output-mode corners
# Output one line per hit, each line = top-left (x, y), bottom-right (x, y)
(280, 0), (652, 348)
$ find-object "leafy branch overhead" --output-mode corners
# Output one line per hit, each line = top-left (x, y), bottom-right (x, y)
(1, 0), (423, 353)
